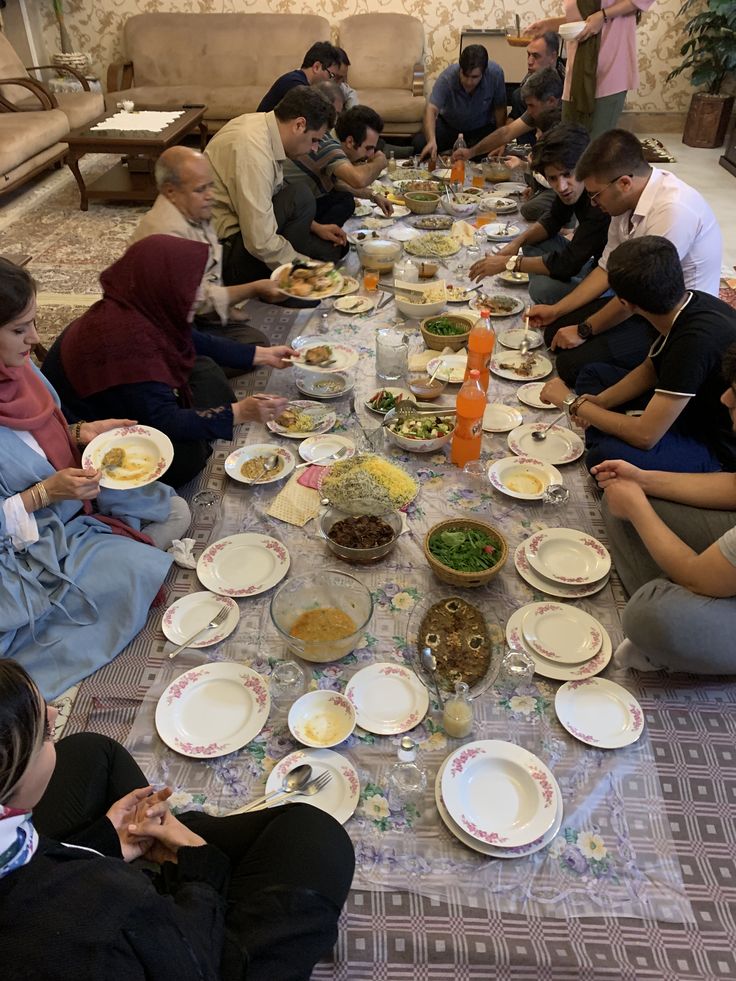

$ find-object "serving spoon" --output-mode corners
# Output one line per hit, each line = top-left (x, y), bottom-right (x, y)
(421, 647), (445, 707)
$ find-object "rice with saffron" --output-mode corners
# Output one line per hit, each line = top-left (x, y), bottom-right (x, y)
(320, 454), (418, 511)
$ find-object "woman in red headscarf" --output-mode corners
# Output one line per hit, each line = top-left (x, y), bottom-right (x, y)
(42, 236), (293, 487)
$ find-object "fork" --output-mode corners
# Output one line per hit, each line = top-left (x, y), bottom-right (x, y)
(232, 771), (332, 814)
(168, 605), (230, 659)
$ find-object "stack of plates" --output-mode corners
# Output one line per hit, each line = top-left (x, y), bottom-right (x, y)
(506, 600), (612, 681)
(436, 740), (563, 858)
(514, 527), (611, 600)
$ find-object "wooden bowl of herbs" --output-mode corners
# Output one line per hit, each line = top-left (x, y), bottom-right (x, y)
(424, 518), (508, 588)
(420, 313), (474, 352)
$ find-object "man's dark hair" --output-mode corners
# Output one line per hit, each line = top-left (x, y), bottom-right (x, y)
(0, 257), (36, 327)
(459, 44), (489, 75)
(301, 41), (341, 71)
(274, 86), (336, 131)
(336, 47), (350, 67)
(576, 128), (650, 182)
(534, 106), (562, 135)
(722, 342), (736, 388)
(334, 105), (384, 145)
(540, 31), (561, 56)
(607, 236), (686, 315)
(521, 67), (563, 104)
(532, 122), (590, 175)
(312, 80), (344, 110)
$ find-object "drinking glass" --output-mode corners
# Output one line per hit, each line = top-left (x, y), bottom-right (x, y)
(270, 660), (307, 705)
(543, 483), (570, 508)
(363, 270), (380, 292)
(191, 490), (220, 524)
(499, 650), (535, 689)
(376, 328), (409, 382)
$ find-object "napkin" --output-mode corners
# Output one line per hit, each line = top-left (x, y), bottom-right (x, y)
(296, 466), (325, 490)
(452, 220), (476, 246)
(167, 538), (197, 568)
(267, 474), (321, 526)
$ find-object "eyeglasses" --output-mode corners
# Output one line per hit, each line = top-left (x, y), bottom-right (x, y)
(326, 69), (336, 80)
(589, 174), (632, 206)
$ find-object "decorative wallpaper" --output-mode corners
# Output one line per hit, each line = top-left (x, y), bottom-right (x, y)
(36, 0), (693, 113)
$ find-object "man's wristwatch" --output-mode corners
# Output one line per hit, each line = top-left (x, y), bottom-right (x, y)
(577, 321), (593, 340)
(562, 394), (578, 422)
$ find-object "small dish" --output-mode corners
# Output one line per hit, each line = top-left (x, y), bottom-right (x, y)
(333, 295), (375, 314)
(482, 403), (523, 433)
(288, 690), (356, 748)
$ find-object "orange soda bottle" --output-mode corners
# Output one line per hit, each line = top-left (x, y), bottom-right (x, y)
(451, 369), (486, 467)
(451, 133), (466, 184)
(464, 308), (496, 392)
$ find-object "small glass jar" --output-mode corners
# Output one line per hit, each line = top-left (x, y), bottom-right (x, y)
(387, 736), (427, 812)
(442, 681), (474, 738)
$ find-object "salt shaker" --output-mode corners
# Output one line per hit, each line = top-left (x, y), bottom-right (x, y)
(387, 736), (427, 812)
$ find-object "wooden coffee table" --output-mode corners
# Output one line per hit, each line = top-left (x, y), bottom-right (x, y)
(66, 106), (207, 211)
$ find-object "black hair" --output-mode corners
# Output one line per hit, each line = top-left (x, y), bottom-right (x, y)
(534, 106), (562, 135)
(520, 66), (563, 104)
(722, 343), (736, 388)
(532, 122), (590, 175)
(301, 41), (341, 71)
(539, 31), (561, 56)
(0, 258), (36, 328)
(334, 105), (384, 145)
(336, 47), (350, 67)
(576, 128), (650, 182)
(274, 86), (336, 131)
(0, 661), (45, 805)
(607, 236), (686, 314)
(459, 45), (489, 75)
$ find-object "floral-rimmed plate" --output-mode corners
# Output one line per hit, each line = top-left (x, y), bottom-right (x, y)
(353, 203), (372, 218)
(469, 293), (525, 317)
(484, 222), (521, 242)
(555, 678), (645, 749)
(224, 444), (296, 485)
(161, 592), (239, 648)
(483, 403), (524, 433)
(477, 195), (518, 214)
(83, 425), (174, 490)
(197, 533), (290, 597)
(334, 275), (360, 296)
(491, 352), (553, 382)
(521, 602), (604, 664)
(266, 400), (336, 438)
(506, 605), (613, 682)
(365, 387), (411, 414)
(435, 755), (563, 858)
(155, 663), (270, 758)
(497, 270), (529, 285)
(488, 456), (562, 500)
(345, 662), (429, 735)
(497, 328), (544, 350)
(291, 337), (360, 373)
(441, 740), (559, 848)
(507, 423), (584, 465)
(333, 295), (375, 315)
(426, 354), (467, 384)
(265, 749), (360, 824)
(517, 381), (558, 409)
(374, 204), (410, 219)
(514, 543), (610, 599)
(298, 433), (356, 464)
(295, 372), (353, 400)
(524, 528), (611, 585)
(270, 263), (344, 299)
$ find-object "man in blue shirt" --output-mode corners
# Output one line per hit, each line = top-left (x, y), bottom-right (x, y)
(258, 41), (342, 113)
(415, 45), (506, 162)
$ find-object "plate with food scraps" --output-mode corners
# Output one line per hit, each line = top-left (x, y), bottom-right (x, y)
(477, 195), (518, 214)
(517, 381), (557, 409)
(298, 433), (356, 464)
(161, 592), (240, 649)
(405, 233), (462, 258)
(267, 400), (336, 438)
(413, 215), (454, 231)
(555, 678), (645, 749)
(482, 404), (524, 434)
(156, 663), (270, 759)
(353, 203), (372, 218)
(334, 275), (360, 297)
(497, 328), (544, 350)
(197, 532), (290, 597)
(508, 423), (584, 464)
(363, 215), (396, 229)
(388, 224), (421, 242)
(390, 167), (432, 182)
(506, 606), (612, 682)
(345, 662), (429, 735)
(295, 371), (353, 400)
(333, 294), (375, 314)
(445, 283), (474, 302)
(484, 222), (521, 242)
(265, 749), (360, 824)
(426, 353), (468, 384)
(290, 338), (360, 373)
(271, 260), (343, 299)
(83, 425), (174, 489)
(469, 293), (525, 317)
(514, 542), (610, 599)
(521, 602), (604, 664)
(347, 227), (383, 245)
(488, 455), (561, 499)
(491, 351), (553, 382)
(374, 204), (409, 219)
(224, 443), (296, 485)
(365, 387), (411, 414)
(497, 270), (530, 286)
(493, 182), (528, 197)
(524, 528), (611, 586)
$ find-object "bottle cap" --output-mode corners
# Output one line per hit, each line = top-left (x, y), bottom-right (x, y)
(398, 736), (416, 762)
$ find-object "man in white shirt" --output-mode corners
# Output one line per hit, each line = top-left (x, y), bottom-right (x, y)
(528, 128), (722, 384)
(206, 86), (348, 284)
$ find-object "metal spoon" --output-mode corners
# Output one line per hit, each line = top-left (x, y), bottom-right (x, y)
(422, 646), (444, 707)
(231, 764), (313, 814)
(531, 412), (565, 441)
(251, 454), (280, 483)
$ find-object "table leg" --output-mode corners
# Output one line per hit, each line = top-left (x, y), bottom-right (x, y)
(198, 121), (208, 150)
(67, 151), (89, 211)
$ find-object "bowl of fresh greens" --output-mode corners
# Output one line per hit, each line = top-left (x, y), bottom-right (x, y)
(424, 518), (508, 587)
(384, 411), (454, 453)
(420, 314), (474, 352)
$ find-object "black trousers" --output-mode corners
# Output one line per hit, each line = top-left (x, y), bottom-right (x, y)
(34, 732), (354, 981)
(412, 117), (499, 158)
(194, 314), (268, 378)
(314, 189), (355, 227)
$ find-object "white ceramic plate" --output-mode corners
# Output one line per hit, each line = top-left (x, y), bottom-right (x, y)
(491, 352), (553, 382)
(441, 739), (558, 848)
(345, 662), (429, 735)
(161, 592), (239, 649)
(524, 528), (611, 586)
(514, 543), (610, 599)
(197, 533), (290, 597)
(298, 434), (356, 464)
(375, 204), (409, 219)
(483, 403), (524, 433)
(477, 195), (517, 214)
(446, 284), (474, 302)
(435, 755), (563, 858)
(388, 224), (421, 242)
(224, 444), (296, 485)
(365, 387), (411, 414)
(555, 678), (645, 749)
(155, 663), (270, 758)
(497, 271), (530, 285)
(484, 222), (521, 241)
(506, 605), (613, 682)
(497, 328), (544, 351)
(426, 354), (467, 384)
(291, 337), (360, 373)
(507, 423), (584, 465)
(295, 372), (353, 400)
(517, 382), (558, 409)
(469, 293), (525, 317)
(334, 275), (360, 296)
(353, 203), (372, 218)
(266, 400), (336, 438)
(83, 425), (174, 490)
(521, 602), (604, 664)
(333, 295), (374, 314)
(488, 456), (562, 500)
(270, 263), (343, 299)
(265, 749), (360, 824)
(494, 182), (528, 197)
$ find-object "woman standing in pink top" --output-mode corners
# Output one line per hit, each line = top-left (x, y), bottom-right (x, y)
(530, 0), (655, 138)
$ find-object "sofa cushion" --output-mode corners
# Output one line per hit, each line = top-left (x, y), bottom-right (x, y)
(15, 90), (104, 130)
(104, 85), (265, 121)
(355, 88), (425, 125)
(0, 110), (69, 177)
(339, 14), (424, 91)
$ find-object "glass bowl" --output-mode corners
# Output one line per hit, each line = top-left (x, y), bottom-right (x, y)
(320, 506), (402, 565)
(407, 371), (448, 400)
(355, 238), (403, 273)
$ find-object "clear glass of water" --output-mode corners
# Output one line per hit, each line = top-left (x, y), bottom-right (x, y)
(499, 650), (535, 689)
(270, 661), (307, 705)
(543, 483), (570, 508)
(191, 490), (220, 523)
(376, 328), (409, 382)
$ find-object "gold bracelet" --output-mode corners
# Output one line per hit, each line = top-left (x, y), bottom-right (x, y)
(29, 484), (40, 510)
(35, 481), (50, 509)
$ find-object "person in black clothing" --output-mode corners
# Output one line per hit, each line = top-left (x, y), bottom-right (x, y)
(0, 659), (354, 981)
(508, 32), (565, 146)
(257, 41), (342, 114)
(469, 124), (609, 304)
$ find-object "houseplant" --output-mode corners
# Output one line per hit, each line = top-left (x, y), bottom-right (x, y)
(667, 0), (736, 147)
(51, 0), (88, 73)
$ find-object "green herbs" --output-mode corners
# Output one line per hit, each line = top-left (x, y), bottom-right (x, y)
(368, 389), (404, 413)
(428, 528), (501, 573)
(425, 317), (468, 336)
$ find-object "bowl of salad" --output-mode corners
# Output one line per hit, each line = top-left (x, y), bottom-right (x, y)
(424, 518), (508, 587)
(384, 411), (454, 453)
(420, 313), (474, 352)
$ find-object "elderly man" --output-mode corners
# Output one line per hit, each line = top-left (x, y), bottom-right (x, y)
(509, 33), (564, 131)
(258, 41), (342, 113)
(334, 48), (359, 110)
(206, 86), (347, 285)
(415, 45), (506, 162)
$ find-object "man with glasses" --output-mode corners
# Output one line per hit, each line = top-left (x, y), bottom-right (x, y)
(258, 41), (342, 113)
(528, 128), (722, 385)
(415, 45), (506, 163)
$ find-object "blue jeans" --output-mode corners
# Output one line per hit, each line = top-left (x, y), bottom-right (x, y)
(524, 239), (596, 306)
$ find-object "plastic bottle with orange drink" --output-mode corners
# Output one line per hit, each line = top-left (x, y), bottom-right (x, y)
(451, 369), (486, 467)
(464, 308), (496, 392)
(451, 133), (466, 184)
